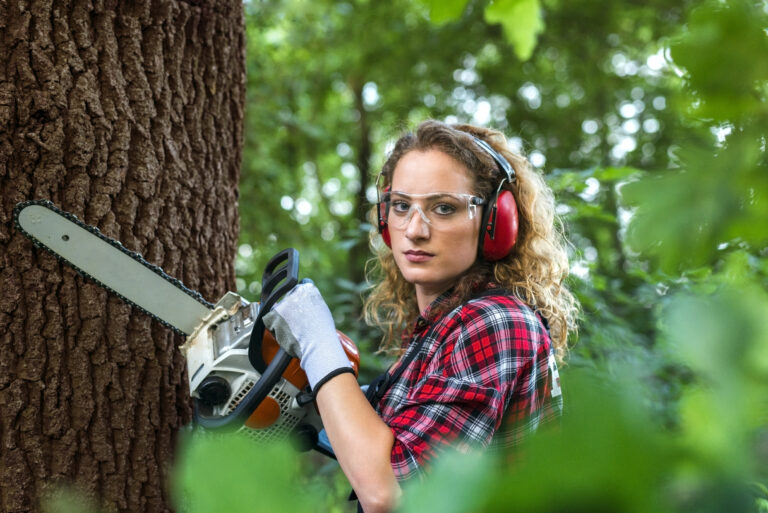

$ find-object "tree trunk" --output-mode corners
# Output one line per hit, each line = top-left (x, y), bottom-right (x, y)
(350, 80), (372, 288)
(0, 0), (245, 511)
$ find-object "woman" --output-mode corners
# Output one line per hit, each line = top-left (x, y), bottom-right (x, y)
(264, 120), (579, 513)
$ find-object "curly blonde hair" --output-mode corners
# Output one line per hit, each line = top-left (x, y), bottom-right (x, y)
(363, 120), (579, 362)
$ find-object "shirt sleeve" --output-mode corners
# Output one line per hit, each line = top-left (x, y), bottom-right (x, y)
(386, 299), (548, 480)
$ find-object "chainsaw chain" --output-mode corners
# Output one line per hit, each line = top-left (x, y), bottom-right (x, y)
(12, 199), (215, 336)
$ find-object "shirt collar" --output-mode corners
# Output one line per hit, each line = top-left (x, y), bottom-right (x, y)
(405, 283), (503, 343)
(418, 282), (504, 323)
(419, 289), (455, 323)
(400, 290), (454, 347)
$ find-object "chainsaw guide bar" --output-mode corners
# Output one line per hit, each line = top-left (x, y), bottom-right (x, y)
(13, 199), (215, 335)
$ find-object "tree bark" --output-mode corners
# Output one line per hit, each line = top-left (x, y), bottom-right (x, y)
(0, 0), (245, 511)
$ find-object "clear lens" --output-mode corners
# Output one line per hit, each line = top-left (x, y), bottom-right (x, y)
(382, 191), (484, 230)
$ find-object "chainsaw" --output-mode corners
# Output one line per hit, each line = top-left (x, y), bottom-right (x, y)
(12, 199), (359, 455)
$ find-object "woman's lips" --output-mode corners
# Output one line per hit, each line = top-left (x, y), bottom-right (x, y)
(404, 250), (434, 263)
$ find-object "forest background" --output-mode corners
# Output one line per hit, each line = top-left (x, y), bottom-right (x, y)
(26, 0), (768, 511)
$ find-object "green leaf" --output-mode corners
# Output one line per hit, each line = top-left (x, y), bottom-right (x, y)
(399, 451), (491, 513)
(663, 279), (768, 468)
(484, 0), (544, 61)
(172, 433), (319, 513)
(417, 0), (471, 24)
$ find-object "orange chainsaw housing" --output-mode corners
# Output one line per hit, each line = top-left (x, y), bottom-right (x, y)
(244, 330), (360, 429)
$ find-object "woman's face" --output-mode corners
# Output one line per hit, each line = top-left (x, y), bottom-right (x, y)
(387, 149), (481, 311)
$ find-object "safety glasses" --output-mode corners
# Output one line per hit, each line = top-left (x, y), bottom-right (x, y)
(381, 191), (485, 230)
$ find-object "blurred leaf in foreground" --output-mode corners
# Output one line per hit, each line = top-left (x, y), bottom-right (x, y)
(399, 370), (675, 513)
(621, 131), (767, 272)
(663, 255), (768, 475)
(172, 432), (319, 513)
(669, 0), (768, 122)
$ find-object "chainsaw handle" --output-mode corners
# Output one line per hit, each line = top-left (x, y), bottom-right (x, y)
(193, 347), (293, 430)
(248, 248), (300, 372)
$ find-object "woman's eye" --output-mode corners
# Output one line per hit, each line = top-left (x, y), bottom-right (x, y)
(391, 200), (410, 213)
(434, 203), (457, 216)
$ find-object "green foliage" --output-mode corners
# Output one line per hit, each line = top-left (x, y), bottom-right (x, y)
(201, 0), (768, 511)
(665, 265), (768, 471)
(622, 0), (768, 273)
(400, 368), (766, 513)
(400, 371), (676, 513)
(417, 0), (545, 61)
(669, 0), (768, 122)
(622, 131), (768, 272)
(172, 434), (319, 513)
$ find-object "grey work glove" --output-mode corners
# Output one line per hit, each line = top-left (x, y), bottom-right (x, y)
(263, 282), (353, 394)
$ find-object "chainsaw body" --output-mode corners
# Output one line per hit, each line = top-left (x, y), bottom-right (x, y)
(182, 292), (312, 443)
(183, 290), (359, 447)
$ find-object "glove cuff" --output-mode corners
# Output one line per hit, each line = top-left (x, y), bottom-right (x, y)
(303, 338), (353, 393)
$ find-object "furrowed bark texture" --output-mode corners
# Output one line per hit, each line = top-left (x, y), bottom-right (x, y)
(0, 0), (245, 511)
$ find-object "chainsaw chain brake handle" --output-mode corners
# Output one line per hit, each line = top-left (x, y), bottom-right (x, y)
(248, 247), (300, 372)
(193, 248), (299, 431)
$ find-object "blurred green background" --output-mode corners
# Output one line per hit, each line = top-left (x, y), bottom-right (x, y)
(60, 0), (768, 512)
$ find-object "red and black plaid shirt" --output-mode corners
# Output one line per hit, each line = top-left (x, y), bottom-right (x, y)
(375, 288), (562, 481)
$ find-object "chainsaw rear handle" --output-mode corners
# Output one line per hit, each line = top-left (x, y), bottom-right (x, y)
(194, 248), (300, 431)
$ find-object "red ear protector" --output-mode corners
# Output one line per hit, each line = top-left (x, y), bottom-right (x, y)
(472, 137), (519, 261)
(377, 136), (519, 261)
(377, 189), (392, 248)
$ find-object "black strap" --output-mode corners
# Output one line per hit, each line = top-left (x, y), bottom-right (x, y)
(364, 372), (388, 405)
(364, 329), (430, 410)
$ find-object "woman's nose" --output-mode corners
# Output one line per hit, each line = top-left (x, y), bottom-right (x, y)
(404, 206), (430, 239)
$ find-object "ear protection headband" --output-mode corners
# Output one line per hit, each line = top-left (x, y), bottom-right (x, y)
(471, 137), (519, 261)
(377, 134), (519, 261)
